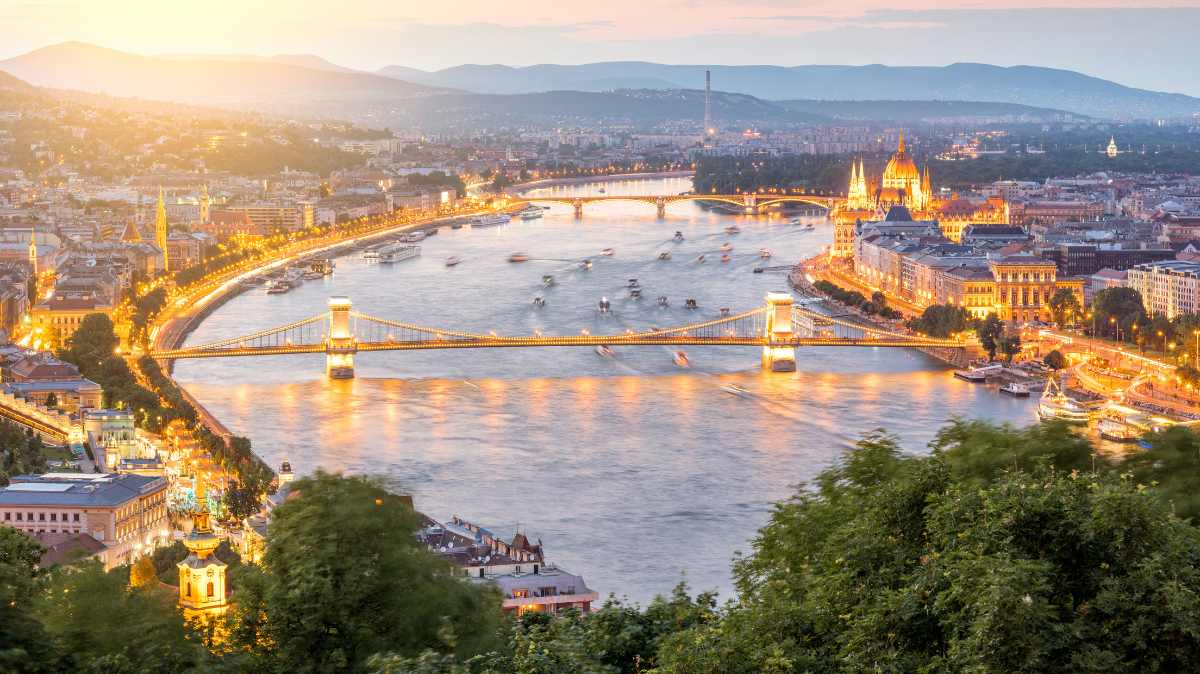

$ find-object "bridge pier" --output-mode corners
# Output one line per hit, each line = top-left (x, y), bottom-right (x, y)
(325, 296), (357, 378)
(573, 198), (583, 218)
(656, 197), (666, 217)
(761, 292), (796, 372)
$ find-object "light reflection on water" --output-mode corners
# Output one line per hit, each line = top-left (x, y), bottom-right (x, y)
(174, 178), (1038, 603)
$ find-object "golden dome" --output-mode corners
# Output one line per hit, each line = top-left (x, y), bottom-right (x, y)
(883, 132), (919, 185)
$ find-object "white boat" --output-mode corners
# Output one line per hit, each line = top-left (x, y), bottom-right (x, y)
(597, 297), (611, 314)
(470, 214), (509, 227)
(580, 260), (593, 270)
(398, 230), (427, 243)
(723, 383), (755, 398)
(598, 187), (605, 193)
(601, 248), (614, 256)
(532, 294), (545, 307)
(278, 269), (303, 288)
(674, 231), (683, 241)
(673, 350), (690, 367)
(446, 256), (461, 266)
(806, 223), (814, 229)
(310, 259), (335, 275)
(595, 344), (614, 357)
(954, 364), (1002, 382)
(1037, 379), (1091, 424)
(520, 209), (543, 220)
(363, 247), (382, 259)
(379, 244), (421, 264)
(999, 383), (1030, 397)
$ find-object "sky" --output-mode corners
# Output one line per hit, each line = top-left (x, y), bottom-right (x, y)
(3, 0), (1199, 95)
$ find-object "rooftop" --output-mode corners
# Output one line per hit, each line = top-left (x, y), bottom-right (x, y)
(0, 472), (166, 507)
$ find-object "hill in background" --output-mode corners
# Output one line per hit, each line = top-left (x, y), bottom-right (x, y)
(778, 99), (1073, 122)
(0, 42), (442, 108)
(375, 61), (1200, 119)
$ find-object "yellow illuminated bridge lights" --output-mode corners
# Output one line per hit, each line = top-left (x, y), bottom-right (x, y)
(147, 296), (967, 380)
(506, 194), (840, 216)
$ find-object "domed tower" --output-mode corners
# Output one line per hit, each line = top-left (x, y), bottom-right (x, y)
(278, 458), (294, 485)
(178, 466), (228, 616)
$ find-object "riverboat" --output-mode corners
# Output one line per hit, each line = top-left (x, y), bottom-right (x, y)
(725, 225), (740, 234)
(630, 289), (642, 298)
(519, 208), (543, 221)
(790, 218), (802, 225)
(597, 297), (611, 313)
(380, 244), (421, 264)
(721, 243), (732, 251)
(657, 296), (668, 307)
(753, 268), (763, 273)
(532, 295), (545, 307)
(469, 214), (510, 227)
(760, 249), (771, 258)
(723, 383), (755, 398)
(398, 230), (427, 243)
(601, 248), (614, 256)
(674, 231), (683, 241)
(953, 364), (1002, 382)
(673, 350), (690, 367)
(806, 223), (814, 229)
(508, 252), (530, 262)
(310, 258), (335, 275)
(721, 254), (730, 262)
(628, 278), (639, 287)
(598, 187), (605, 193)
(1037, 380), (1091, 424)
(362, 247), (383, 259)
(684, 299), (698, 309)
(658, 252), (671, 260)
(698, 255), (706, 262)
(542, 275), (556, 286)
(999, 383), (1030, 397)
(580, 260), (593, 270)
(595, 344), (614, 357)
(446, 256), (461, 266)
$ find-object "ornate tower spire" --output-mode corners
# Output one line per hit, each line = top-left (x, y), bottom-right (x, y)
(897, 127), (905, 154)
(200, 183), (210, 223)
(155, 186), (168, 272)
(178, 464), (228, 616)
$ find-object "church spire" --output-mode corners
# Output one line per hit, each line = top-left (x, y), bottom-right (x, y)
(897, 127), (905, 154)
(155, 186), (168, 272)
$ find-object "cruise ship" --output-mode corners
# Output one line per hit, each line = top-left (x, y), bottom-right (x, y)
(1037, 379), (1091, 424)
(470, 214), (510, 227)
(267, 269), (304, 293)
(379, 244), (421, 264)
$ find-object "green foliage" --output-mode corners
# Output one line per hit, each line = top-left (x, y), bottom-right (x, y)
(813, 279), (865, 307)
(226, 471), (505, 673)
(999, 333), (1022, 363)
(1043, 349), (1067, 371)
(130, 556), (157, 588)
(33, 560), (225, 672)
(204, 131), (361, 177)
(693, 155), (852, 194)
(1091, 287), (1144, 341)
(977, 311), (1003, 360)
(1047, 287), (1081, 328)
(1125, 425), (1200, 524)
(0, 418), (50, 483)
(930, 418), (1106, 490)
(403, 171), (466, 197)
(57, 313), (120, 379)
(906, 302), (976, 338)
(172, 249), (255, 290)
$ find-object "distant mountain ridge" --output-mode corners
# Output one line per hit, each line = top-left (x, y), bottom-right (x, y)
(0, 42), (443, 107)
(375, 62), (1200, 118)
(154, 52), (366, 74)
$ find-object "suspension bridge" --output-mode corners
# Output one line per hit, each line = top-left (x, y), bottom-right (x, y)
(148, 294), (969, 379)
(505, 194), (842, 217)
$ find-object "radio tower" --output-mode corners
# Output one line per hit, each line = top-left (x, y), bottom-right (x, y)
(704, 69), (712, 136)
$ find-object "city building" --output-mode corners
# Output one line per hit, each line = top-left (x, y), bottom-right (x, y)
(988, 255), (1062, 322)
(1128, 260), (1200, 318)
(2, 351), (81, 383)
(0, 472), (170, 568)
(84, 408), (137, 471)
(224, 203), (310, 233)
(419, 515), (598, 616)
(31, 293), (114, 339)
(202, 212), (269, 247)
(935, 265), (997, 318)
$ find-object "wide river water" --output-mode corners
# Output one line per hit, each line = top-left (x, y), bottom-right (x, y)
(175, 177), (1039, 604)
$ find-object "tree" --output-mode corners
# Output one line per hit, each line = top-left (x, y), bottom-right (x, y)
(651, 426), (1200, 674)
(1042, 349), (1066, 372)
(1092, 286), (1144, 339)
(44, 391), (58, 409)
(226, 471), (504, 673)
(1046, 287), (1081, 328)
(130, 555), (157, 588)
(1124, 425), (1200, 523)
(978, 311), (1003, 360)
(999, 333), (1022, 363)
(57, 313), (120, 378)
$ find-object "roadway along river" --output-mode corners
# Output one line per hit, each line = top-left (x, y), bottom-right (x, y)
(174, 177), (1038, 604)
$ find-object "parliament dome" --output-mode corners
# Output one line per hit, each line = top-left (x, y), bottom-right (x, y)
(883, 133), (919, 185)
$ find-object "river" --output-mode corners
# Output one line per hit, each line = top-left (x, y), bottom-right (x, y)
(174, 177), (1038, 604)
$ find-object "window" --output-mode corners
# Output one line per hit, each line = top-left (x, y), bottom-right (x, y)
(38, 513), (45, 521)
(50, 514), (56, 522)
(513, 589), (529, 598)
(186, 581), (192, 597)
(4, 513), (9, 521)
(207, 582), (214, 598)
(73, 513), (79, 522)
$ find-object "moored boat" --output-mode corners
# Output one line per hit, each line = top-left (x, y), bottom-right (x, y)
(379, 244), (421, 264)
(1037, 379), (1091, 424)
(953, 364), (1002, 382)
(999, 383), (1030, 397)
(469, 214), (509, 227)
